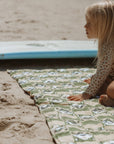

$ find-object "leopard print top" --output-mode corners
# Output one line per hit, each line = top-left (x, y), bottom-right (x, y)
(84, 42), (114, 97)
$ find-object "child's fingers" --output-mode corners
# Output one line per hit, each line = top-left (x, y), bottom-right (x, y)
(67, 96), (75, 100)
(84, 79), (88, 82)
(84, 79), (91, 84)
(67, 95), (83, 101)
(84, 79), (89, 82)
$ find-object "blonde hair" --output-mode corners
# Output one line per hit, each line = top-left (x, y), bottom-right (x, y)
(86, 0), (114, 61)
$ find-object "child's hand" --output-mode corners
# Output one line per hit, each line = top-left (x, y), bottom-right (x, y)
(84, 78), (91, 84)
(67, 94), (84, 101)
(67, 93), (91, 101)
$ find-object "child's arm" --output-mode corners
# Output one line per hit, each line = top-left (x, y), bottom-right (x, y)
(84, 43), (113, 98)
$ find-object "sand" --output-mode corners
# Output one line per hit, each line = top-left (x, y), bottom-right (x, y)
(0, 71), (54, 144)
(0, 0), (99, 144)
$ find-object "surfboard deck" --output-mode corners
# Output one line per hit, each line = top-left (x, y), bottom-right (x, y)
(0, 40), (97, 59)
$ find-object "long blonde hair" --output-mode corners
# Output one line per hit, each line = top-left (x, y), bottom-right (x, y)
(86, 0), (114, 61)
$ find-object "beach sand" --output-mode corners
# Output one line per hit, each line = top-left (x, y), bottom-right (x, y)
(0, 0), (99, 144)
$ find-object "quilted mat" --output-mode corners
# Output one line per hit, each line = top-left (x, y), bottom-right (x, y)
(8, 68), (114, 144)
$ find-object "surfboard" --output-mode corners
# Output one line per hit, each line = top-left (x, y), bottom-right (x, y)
(0, 40), (97, 59)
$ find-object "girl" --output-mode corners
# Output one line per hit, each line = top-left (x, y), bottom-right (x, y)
(68, 0), (114, 107)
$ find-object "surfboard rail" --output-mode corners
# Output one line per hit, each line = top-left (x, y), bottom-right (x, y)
(0, 40), (97, 59)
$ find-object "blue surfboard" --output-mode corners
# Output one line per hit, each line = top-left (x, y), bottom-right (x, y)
(0, 40), (97, 59)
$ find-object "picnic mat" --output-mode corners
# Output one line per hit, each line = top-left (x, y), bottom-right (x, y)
(8, 68), (114, 144)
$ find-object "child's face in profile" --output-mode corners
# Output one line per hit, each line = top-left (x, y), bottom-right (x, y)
(84, 16), (97, 39)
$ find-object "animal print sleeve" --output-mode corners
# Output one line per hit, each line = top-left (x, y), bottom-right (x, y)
(84, 43), (113, 97)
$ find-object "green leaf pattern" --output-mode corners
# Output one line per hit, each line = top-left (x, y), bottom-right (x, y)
(8, 68), (114, 144)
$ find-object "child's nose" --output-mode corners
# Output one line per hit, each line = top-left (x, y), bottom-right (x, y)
(84, 24), (87, 28)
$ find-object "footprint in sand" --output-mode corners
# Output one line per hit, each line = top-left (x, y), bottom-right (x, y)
(12, 122), (36, 138)
(2, 83), (11, 91)
(0, 94), (15, 104)
(0, 120), (14, 131)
